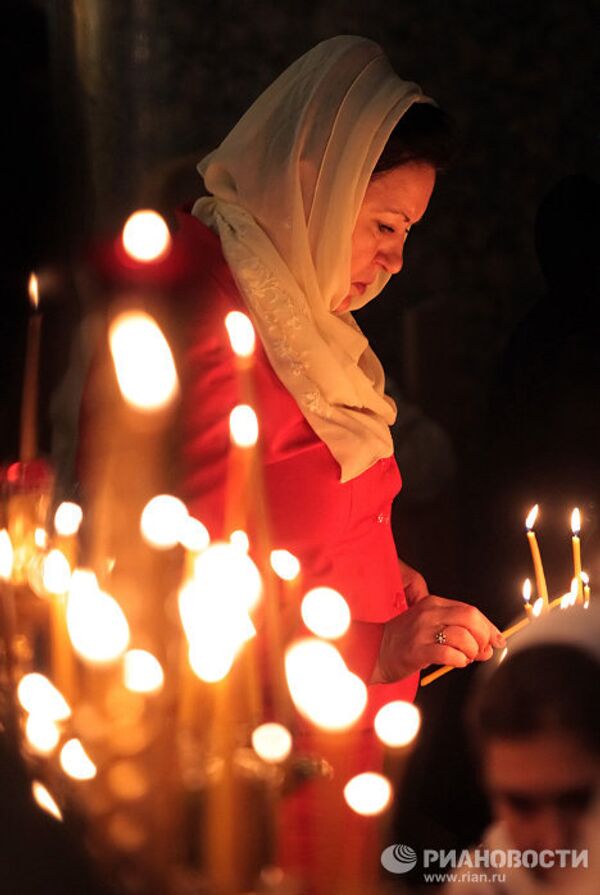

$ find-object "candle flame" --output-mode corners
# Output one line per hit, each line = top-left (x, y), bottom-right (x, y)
(301, 587), (351, 640)
(285, 638), (367, 730)
(0, 529), (14, 580)
(60, 739), (97, 780)
(54, 502), (83, 537)
(185, 597), (257, 684)
(570, 577), (579, 600)
(571, 508), (581, 535)
(123, 650), (164, 694)
(251, 723), (293, 764)
(121, 210), (171, 262)
(42, 549), (72, 595)
(581, 571), (590, 585)
(229, 529), (250, 553)
(270, 549), (301, 581)
(343, 772), (392, 817)
(17, 673), (71, 720)
(179, 544), (261, 683)
(560, 593), (571, 610)
(34, 527), (48, 550)
(32, 781), (62, 821)
(179, 516), (210, 553)
(28, 273), (39, 309)
(225, 311), (256, 358)
(66, 574), (130, 665)
(374, 701), (421, 748)
(140, 495), (189, 550)
(229, 404), (259, 447)
(188, 640), (236, 683)
(532, 597), (544, 617)
(525, 504), (539, 530)
(192, 542), (262, 611)
(25, 714), (61, 755)
(109, 311), (179, 412)
(522, 578), (532, 603)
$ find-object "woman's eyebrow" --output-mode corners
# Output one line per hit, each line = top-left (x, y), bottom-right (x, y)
(382, 207), (412, 223)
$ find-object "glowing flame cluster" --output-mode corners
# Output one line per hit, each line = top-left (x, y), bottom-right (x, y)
(179, 542), (262, 683)
(18, 673), (71, 756)
(285, 638), (366, 731)
(141, 495), (210, 557)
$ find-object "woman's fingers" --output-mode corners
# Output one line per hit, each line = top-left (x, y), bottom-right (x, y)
(377, 595), (504, 683)
(434, 624), (480, 661)
(426, 597), (505, 653)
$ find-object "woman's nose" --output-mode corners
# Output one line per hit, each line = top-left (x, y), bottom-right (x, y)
(377, 245), (404, 275)
(533, 806), (575, 853)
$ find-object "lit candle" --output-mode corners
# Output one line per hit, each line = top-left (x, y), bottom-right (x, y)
(522, 578), (532, 616)
(525, 505), (548, 609)
(20, 274), (42, 462)
(581, 571), (591, 608)
(570, 508), (584, 604)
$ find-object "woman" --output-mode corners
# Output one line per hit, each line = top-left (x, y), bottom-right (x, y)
(179, 35), (504, 891)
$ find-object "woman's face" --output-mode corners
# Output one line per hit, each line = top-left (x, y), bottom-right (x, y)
(337, 161), (436, 313)
(485, 731), (600, 879)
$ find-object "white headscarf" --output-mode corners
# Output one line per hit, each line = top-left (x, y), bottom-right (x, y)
(193, 36), (433, 482)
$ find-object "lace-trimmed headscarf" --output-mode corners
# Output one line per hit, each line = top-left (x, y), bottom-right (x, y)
(193, 35), (433, 482)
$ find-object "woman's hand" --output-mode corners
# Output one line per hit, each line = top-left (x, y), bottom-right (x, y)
(371, 595), (506, 684)
(398, 557), (429, 606)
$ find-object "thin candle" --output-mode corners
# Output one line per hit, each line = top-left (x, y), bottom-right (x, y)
(20, 274), (42, 462)
(525, 505), (549, 609)
(581, 572), (591, 608)
(522, 578), (532, 616)
(570, 508), (584, 604)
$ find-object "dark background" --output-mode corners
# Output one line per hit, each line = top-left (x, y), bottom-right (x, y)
(2, 0), (599, 891)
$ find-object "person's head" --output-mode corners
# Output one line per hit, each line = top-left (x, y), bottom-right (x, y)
(340, 102), (455, 313)
(469, 642), (600, 878)
(197, 37), (456, 315)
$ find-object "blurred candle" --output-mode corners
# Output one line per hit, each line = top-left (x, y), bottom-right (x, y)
(581, 571), (591, 608)
(522, 578), (533, 616)
(570, 508), (584, 604)
(20, 274), (42, 462)
(525, 505), (548, 609)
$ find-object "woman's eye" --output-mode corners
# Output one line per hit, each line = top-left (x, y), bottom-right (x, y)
(378, 223), (395, 234)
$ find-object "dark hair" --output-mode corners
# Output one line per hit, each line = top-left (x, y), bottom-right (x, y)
(373, 102), (456, 176)
(468, 645), (600, 755)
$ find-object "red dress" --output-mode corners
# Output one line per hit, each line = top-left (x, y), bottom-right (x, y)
(178, 210), (418, 889)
